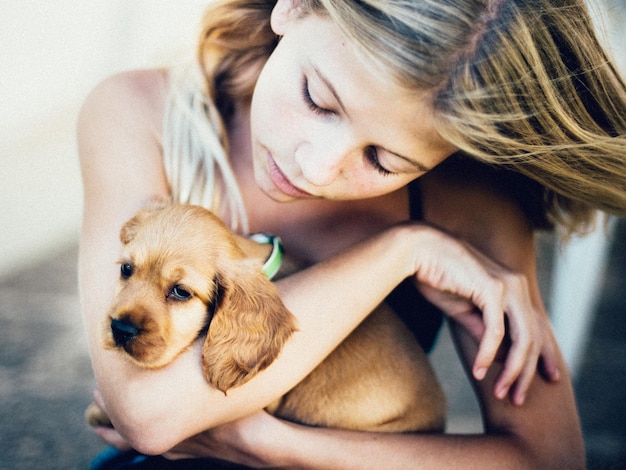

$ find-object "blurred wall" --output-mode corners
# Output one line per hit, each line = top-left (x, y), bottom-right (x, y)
(0, 0), (209, 277)
(0, 0), (623, 282)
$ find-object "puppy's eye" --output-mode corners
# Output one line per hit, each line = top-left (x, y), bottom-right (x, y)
(120, 263), (133, 279)
(170, 285), (192, 301)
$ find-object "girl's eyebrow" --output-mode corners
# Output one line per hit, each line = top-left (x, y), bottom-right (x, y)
(313, 66), (433, 173)
(312, 65), (349, 117)
(386, 149), (432, 172)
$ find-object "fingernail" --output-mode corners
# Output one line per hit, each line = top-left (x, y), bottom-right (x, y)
(475, 367), (487, 380)
(496, 386), (508, 399)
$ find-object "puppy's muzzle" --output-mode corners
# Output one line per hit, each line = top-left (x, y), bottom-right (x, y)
(110, 318), (140, 347)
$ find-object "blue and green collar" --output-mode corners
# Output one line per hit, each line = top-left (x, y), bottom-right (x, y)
(249, 233), (283, 280)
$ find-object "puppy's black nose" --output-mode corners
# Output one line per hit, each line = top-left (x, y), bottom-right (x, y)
(111, 318), (140, 347)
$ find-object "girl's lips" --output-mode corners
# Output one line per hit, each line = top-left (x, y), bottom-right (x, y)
(267, 155), (315, 198)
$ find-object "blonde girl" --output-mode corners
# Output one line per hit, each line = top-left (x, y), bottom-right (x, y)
(80, 0), (625, 467)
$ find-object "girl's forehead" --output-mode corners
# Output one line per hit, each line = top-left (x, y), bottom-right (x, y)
(297, 14), (419, 102)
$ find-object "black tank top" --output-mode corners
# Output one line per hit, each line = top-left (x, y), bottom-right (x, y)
(384, 179), (443, 353)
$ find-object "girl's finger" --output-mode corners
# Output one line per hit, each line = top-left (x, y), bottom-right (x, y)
(93, 389), (107, 410)
(510, 351), (539, 406)
(492, 286), (535, 399)
(494, 330), (532, 401)
(163, 450), (193, 460)
(472, 283), (505, 380)
(538, 326), (561, 383)
(93, 426), (133, 451)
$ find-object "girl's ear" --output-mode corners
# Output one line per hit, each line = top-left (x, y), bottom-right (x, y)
(270, 0), (300, 36)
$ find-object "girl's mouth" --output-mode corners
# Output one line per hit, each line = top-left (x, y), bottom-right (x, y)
(267, 155), (315, 199)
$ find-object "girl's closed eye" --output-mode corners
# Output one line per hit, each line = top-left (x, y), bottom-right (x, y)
(301, 76), (334, 116)
(301, 75), (395, 177)
(365, 146), (394, 176)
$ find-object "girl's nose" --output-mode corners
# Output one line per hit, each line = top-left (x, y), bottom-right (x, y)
(294, 140), (353, 187)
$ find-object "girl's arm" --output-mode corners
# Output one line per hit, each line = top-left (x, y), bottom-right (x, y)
(163, 326), (582, 469)
(418, 163), (561, 404)
(79, 71), (566, 456)
(162, 172), (584, 469)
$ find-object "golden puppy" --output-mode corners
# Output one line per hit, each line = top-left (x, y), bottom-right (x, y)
(86, 202), (445, 433)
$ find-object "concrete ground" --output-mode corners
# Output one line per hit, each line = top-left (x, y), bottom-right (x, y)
(1, 3), (624, 468)
(0, 219), (624, 469)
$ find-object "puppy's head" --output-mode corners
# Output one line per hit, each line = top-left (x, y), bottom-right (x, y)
(104, 201), (297, 393)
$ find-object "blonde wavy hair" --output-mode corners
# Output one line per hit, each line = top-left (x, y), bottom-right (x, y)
(164, 0), (278, 233)
(163, 63), (249, 233)
(182, 0), (626, 234)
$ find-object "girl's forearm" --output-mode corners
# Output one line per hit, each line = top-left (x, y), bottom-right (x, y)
(276, 424), (530, 470)
(274, 223), (423, 355)
(86, 224), (427, 453)
(264, 328), (583, 470)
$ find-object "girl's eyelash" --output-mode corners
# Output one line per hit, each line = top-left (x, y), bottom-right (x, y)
(301, 77), (333, 116)
(365, 146), (394, 176)
(301, 76), (393, 177)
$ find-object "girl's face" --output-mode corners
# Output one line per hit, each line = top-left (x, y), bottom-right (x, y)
(250, 2), (456, 202)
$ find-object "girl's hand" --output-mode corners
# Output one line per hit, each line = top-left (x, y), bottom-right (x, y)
(92, 387), (282, 467)
(91, 390), (133, 451)
(409, 227), (560, 405)
(163, 410), (283, 467)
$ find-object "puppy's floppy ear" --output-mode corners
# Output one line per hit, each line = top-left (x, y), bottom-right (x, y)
(120, 198), (172, 244)
(202, 257), (297, 394)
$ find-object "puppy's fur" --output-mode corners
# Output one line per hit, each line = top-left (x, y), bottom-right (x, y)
(86, 202), (445, 433)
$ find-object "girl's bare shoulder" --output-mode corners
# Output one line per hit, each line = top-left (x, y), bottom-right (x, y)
(78, 69), (169, 138)
(77, 70), (172, 216)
